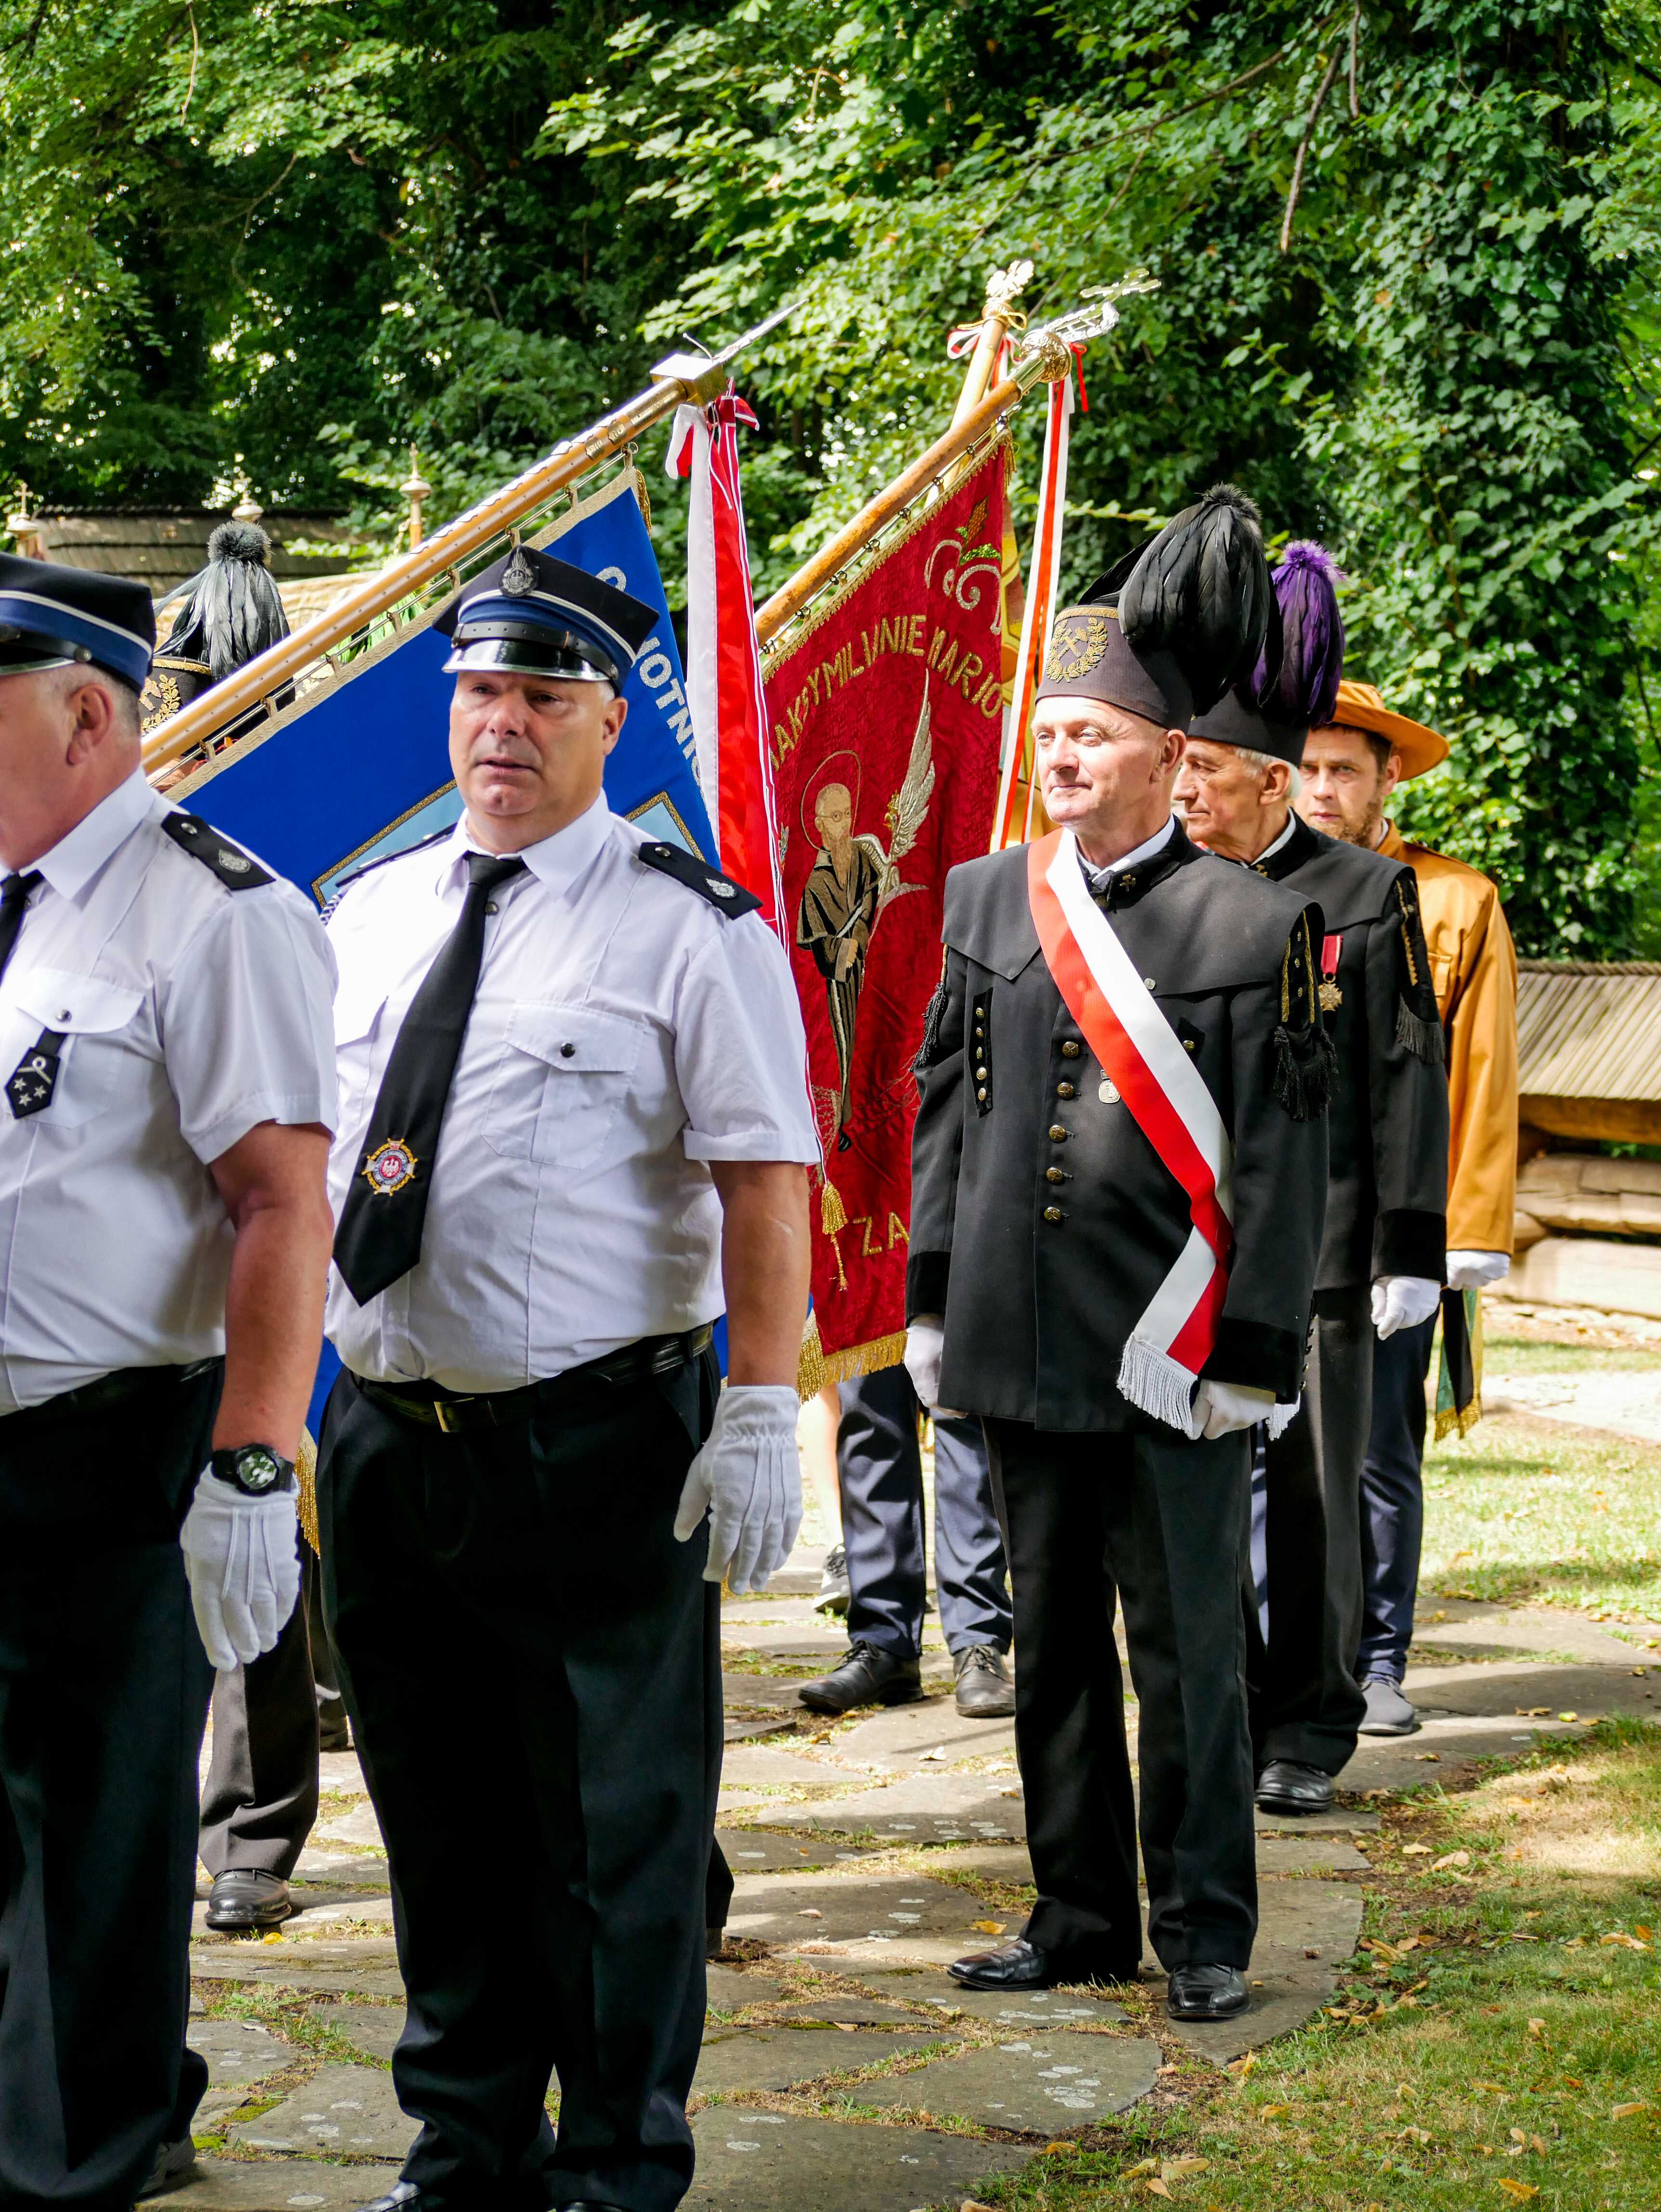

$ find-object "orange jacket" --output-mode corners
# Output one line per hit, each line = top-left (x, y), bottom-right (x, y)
(1376, 820), (1518, 1253)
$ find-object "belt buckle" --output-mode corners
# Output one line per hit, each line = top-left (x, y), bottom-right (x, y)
(433, 1397), (472, 1435)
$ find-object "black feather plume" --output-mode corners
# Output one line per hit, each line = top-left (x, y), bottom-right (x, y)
(1118, 483), (1272, 714)
(158, 519), (290, 682)
(1253, 540), (1345, 730)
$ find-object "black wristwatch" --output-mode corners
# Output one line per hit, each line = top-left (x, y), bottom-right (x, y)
(211, 1444), (297, 1498)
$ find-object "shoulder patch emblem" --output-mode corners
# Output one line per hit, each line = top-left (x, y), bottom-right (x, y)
(636, 841), (761, 917)
(161, 812), (274, 890)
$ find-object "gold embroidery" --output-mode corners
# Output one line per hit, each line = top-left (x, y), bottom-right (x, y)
(1044, 612), (1111, 683)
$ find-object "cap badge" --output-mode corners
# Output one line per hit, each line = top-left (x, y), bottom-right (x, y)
(501, 545), (536, 597)
(1044, 613), (1111, 684)
(706, 876), (736, 900)
(362, 1137), (419, 1197)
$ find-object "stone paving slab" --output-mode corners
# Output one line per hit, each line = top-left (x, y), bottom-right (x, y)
(694, 2025), (953, 2097)
(725, 1717), (791, 1743)
(772, 1998), (932, 2026)
(922, 1988), (1131, 2028)
(314, 1804), (385, 1851)
(187, 2014), (296, 2093)
(727, 1873), (995, 1961)
(1405, 1599), (1643, 1666)
(770, 1773), (1025, 1842)
(291, 1852), (390, 1886)
(858, 2028), (1161, 2133)
(317, 1753), (369, 1798)
(192, 1897), (392, 1940)
(1406, 1657), (1653, 1719)
(723, 1672), (819, 1711)
(306, 2002), (405, 2063)
(1253, 1806), (1379, 1834)
(720, 1745), (845, 1791)
(834, 1698), (1018, 1774)
(717, 1830), (878, 1871)
(684, 2110), (1031, 2211)
(142, 2158), (379, 2210)
(193, 1947), (405, 2001)
(1337, 1714), (1591, 1795)
(228, 2063), (415, 2158)
(1486, 1366), (1661, 1441)
(707, 1966), (785, 2012)
(1256, 1834), (1372, 1873)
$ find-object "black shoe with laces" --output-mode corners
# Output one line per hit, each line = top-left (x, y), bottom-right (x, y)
(798, 1640), (923, 1714)
(953, 1643), (1015, 1717)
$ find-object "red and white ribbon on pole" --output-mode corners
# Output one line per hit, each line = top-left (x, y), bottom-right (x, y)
(990, 370), (1074, 852)
(1027, 826), (1241, 1436)
(667, 385), (784, 935)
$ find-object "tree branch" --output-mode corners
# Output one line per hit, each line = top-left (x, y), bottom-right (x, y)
(1280, 45), (1345, 252)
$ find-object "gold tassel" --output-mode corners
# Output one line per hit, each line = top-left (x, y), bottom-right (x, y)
(820, 1179), (847, 1234)
(796, 1309), (828, 1400)
(296, 1427), (319, 1554)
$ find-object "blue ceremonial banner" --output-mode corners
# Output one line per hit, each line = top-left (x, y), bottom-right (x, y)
(178, 471), (712, 904)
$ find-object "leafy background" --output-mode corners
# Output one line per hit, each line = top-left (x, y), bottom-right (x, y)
(3, 0), (1661, 952)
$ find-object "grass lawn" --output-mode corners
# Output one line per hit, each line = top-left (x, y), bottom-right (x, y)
(966, 1720), (1661, 2212)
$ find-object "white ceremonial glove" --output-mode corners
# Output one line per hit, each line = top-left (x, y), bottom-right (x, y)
(902, 1315), (967, 1418)
(1192, 1379), (1278, 1439)
(674, 1384), (803, 1594)
(1446, 1249), (1511, 1293)
(1371, 1275), (1443, 1340)
(179, 1471), (302, 1672)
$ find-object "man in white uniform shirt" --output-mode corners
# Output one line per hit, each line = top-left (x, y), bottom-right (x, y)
(0, 554), (337, 2209)
(317, 547), (817, 2212)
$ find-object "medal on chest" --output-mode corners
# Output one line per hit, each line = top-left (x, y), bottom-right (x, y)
(5, 1027), (66, 1120)
(1319, 931), (1344, 1014)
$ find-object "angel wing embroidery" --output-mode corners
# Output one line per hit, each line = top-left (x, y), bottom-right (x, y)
(854, 681), (935, 918)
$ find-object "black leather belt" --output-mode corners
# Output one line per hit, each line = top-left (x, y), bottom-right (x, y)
(351, 1326), (714, 1436)
(2, 1358), (220, 1436)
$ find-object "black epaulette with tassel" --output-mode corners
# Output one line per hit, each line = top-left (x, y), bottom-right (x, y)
(1271, 911), (1338, 1121)
(1392, 876), (1445, 1066)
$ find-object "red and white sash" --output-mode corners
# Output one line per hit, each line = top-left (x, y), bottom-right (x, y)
(1026, 828), (1238, 1437)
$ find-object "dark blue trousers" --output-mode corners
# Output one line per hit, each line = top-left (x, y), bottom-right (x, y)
(838, 1365), (1012, 1659)
(1357, 1313), (1438, 1684)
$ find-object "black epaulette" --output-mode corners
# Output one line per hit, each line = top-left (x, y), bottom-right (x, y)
(320, 827), (453, 922)
(636, 841), (761, 917)
(160, 812), (274, 890)
(1271, 909), (1338, 1122)
(1393, 874), (1445, 1066)
(913, 966), (951, 1073)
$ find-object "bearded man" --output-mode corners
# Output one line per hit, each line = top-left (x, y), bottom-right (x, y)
(1300, 683), (1517, 1736)
(796, 780), (882, 1140)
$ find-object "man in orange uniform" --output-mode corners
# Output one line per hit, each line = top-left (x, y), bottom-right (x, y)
(1299, 682), (1518, 1734)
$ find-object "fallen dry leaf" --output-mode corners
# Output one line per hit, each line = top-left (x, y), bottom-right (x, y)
(1432, 1850), (1471, 1871)
(1636, 1924), (1654, 1939)
(1415, 1751), (1442, 1761)
(1402, 1843), (1433, 1856)
(1475, 2081), (1507, 2092)
(1400, 2125), (1434, 2144)
(1259, 2104), (1287, 2120)
(1126, 2160), (1160, 2179)
(1146, 2185), (1172, 2202)
(833, 2021), (857, 2033)
(1495, 2182), (1539, 2200)
(1509, 2128), (1526, 2145)
(1530, 2136), (1548, 2156)
(960, 2201), (999, 2212)
(1557, 1711), (1578, 1722)
(1225, 2050), (1258, 2077)
(797, 1908), (822, 1919)
(970, 1920), (1005, 1935)
(918, 1746), (948, 1763)
(1516, 1706), (1550, 1717)
(1611, 2101), (1648, 2120)
(1528, 2018), (1545, 2037)
(1162, 2158), (1209, 2176)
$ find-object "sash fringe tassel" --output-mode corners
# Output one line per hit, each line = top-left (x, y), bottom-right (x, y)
(1117, 1334), (1203, 1440)
(1396, 998), (1445, 1066)
(1271, 1023), (1339, 1121)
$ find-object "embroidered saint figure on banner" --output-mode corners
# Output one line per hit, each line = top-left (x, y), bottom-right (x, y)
(795, 685), (936, 1145)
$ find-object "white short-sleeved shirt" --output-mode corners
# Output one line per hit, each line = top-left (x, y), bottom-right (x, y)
(323, 793), (819, 1392)
(0, 769), (339, 1414)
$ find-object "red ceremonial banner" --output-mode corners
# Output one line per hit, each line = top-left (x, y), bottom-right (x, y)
(764, 443), (1008, 1378)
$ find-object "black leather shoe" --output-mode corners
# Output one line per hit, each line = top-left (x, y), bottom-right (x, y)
(798, 1640), (923, 1714)
(205, 1869), (293, 1930)
(953, 1643), (1015, 1718)
(138, 2136), (196, 2198)
(1255, 1758), (1336, 1816)
(949, 1936), (1054, 1989)
(1167, 1962), (1250, 2020)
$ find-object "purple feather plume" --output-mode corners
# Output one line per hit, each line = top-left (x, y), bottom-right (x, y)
(1255, 540), (1344, 729)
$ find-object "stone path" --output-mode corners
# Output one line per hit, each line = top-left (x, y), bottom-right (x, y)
(160, 1538), (1656, 2211)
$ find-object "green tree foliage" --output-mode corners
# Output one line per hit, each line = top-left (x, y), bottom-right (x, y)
(1, 0), (1658, 948)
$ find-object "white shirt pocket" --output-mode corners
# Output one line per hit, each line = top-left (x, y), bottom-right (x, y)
(6, 968), (146, 1129)
(485, 1001), (645, 1171)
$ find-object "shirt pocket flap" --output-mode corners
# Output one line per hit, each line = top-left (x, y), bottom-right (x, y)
(12, 967), (143, 1035)
(507, 1001), (643, 1075)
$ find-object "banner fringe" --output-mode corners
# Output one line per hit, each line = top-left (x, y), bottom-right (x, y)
(818, 1330), (910, 1388)
(1117, 1335), (1202, 1439)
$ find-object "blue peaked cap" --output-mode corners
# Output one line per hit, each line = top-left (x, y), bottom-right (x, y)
(0, 552), (155, 689)
(435, 543), (656, 685)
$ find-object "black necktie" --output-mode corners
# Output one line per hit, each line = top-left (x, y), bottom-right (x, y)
(0, 872), (42, 984)
(333, 851), (527, 1305)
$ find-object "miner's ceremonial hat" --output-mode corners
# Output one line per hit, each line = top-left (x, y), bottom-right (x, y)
(1190, 540), (1345, 768)
(1034, 484), (1274, 733)
(437, 543), (656, 685)
(0, 551), (155, 689)
(1315, 679), (1449, 779)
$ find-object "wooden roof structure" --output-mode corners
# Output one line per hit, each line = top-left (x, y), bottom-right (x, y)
(16, 509), (356, 600)
(1516, 958), (1661, 1145)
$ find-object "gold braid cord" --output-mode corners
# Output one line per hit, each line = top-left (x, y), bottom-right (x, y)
(296, 1427), (320, 1554)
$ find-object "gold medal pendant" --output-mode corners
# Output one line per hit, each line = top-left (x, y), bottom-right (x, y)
(1318, 978), (1343, 1014)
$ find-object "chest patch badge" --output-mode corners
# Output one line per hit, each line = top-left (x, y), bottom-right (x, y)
(6, 1027), (66, 1120)
(1318, 931), (1344, 1014)
(361, 1137), (419, 1197)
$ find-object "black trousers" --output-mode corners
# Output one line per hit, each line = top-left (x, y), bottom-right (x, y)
(0, 1364), (220, 2211)
(1357, 1313), (1438, 1683)
(318, 1351), (721, 2212)
(986, 1418), (1257, 1975)
(199, 1543), (321, 1878)
(1251, 1284), (1372, 1776)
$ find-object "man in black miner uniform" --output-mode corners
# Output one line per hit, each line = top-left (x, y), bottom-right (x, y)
(1176, 541), (1449, 1818)
(905, 488), (1333, 2023)
(0, 554), (337, 2206)
(317, 547), (818, 2212)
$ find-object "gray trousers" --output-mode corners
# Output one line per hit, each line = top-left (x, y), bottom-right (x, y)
(838, 1364), (1012, 1658)
(1248, 1284), (1371, 1777)
(199, 1546), (322, 1879)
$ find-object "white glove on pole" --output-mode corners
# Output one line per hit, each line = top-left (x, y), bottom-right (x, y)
(179, 1471), (302, 1672)
(1446, 1250), (1510, 1293)
(1191, 1379), (1278, 1439)
(1371, 1275), (1443, 1339)
(673, 1383), (802, 1594)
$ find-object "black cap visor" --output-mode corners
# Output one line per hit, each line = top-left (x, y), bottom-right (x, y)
(443, 627), (620, 686)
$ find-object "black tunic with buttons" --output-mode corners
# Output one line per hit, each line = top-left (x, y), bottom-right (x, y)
(1247, 814), (1448, 1290)
(907, 821), (1334, 1434)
